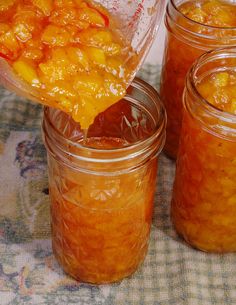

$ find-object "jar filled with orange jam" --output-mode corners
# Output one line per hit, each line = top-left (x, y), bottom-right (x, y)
(42, 78), (166, 284)
(171, 47), (236, 253)
(160, 0), (236, 159)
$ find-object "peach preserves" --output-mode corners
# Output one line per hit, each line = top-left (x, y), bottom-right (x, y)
(43, 79), (166, 283)
(0, 0), (136, 129)
(172, 68), (236, 252)
(160, 0), (236, 159)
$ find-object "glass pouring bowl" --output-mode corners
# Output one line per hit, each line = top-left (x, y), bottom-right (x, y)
(0, 0), (165, 106)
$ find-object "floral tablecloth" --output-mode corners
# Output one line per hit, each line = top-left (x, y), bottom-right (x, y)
(0, 65), (236, 305)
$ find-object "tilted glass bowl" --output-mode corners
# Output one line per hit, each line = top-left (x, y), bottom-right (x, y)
(0, 0), (165, 107)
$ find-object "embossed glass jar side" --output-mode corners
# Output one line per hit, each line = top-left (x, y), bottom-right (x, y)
(42, 78), (166, 284)
(171, 48), (236, 253)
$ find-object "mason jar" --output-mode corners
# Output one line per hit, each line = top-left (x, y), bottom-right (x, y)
(42, 78), (166, 284)
(171, 47), (236, 253)
(160, 0), (236, 159)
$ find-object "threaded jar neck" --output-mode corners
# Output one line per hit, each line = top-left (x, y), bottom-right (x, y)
(184, 47), (236, 141)
(42, 78), (166, 174)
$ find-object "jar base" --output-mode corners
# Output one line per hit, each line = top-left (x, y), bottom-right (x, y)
(163, 150), (177, 160)
(171, 208), (236, 254)
(53, 246), (148, 285)
(163, 144), (178, 160)
(175, 230), (236, 254)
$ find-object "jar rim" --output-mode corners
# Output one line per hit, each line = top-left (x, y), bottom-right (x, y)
(186, 46), (236, 123)
(170, 0), (236, 31)
(42, 77), (166, 164)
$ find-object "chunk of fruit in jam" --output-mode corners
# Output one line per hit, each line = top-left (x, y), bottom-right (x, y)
(0, 0), (135, 129)
(197, 70), (236, 115)
(180, 0), (236, 27)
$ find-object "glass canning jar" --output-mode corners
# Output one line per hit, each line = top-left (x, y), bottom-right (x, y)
(42, 78), (166, 284)
(160, 0), (236, 159)
(171, 47), (236, 253)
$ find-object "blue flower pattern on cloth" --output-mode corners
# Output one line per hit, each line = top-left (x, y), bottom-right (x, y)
(15, 138), (46, 179)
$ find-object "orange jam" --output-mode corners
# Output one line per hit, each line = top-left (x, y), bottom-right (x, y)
(172, 65), (236, 252)
(0, 0), (136, 129)
(197, 71), (236, 114)
(160, 0), (236, 159)
(180, 0), (236, 27)
(43, 78), (166, 283)
(49, 139), (157, 283)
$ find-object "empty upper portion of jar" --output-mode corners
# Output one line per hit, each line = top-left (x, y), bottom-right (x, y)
(42, 78), (166, 173)
(166, 0), (236, 49)
(184, 46), (236, 140)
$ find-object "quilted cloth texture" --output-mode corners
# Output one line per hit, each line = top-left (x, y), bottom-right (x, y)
(0, 64), (235, 305)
